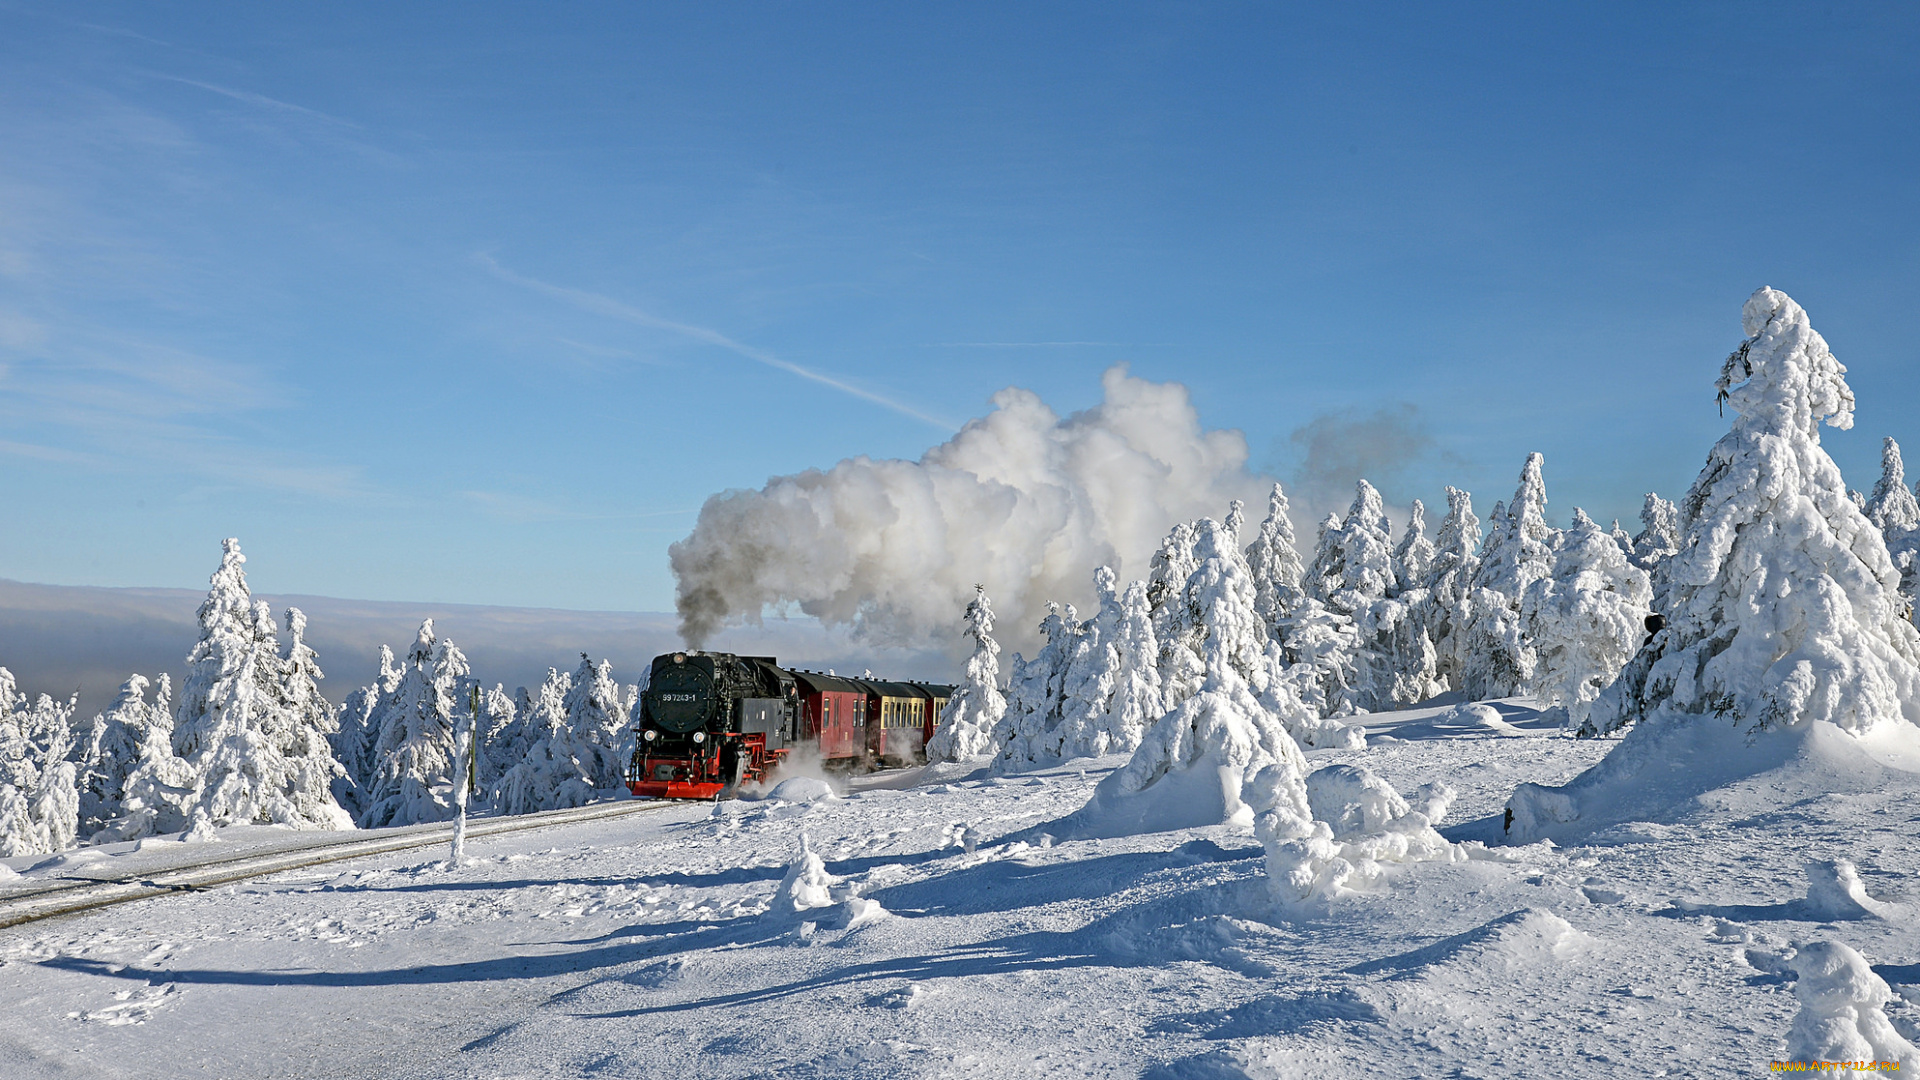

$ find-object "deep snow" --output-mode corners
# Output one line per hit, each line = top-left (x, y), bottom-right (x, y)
(1, 699), (1916, 1078)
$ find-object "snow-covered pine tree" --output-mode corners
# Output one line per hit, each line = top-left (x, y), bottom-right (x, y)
(993, 603), (1082, 772)
(0, 670), (80, 857)
(475, 684), (519, 790)
(1352, 496), (1445, 709)
(925, 586), (1007, 762)
(331, 644), (401, 820)
(1147, 522), (1206, 710)
(1081, 517), (1316, 833)
(1575, 287), (1920, 741)
(1609, 519), (1634, 558)
(489, 666), (595, 814)
(1865, 436), (1920, 618)
(77, 675), (155, 837)
(172, 540), (351, 831)
(1298, 482), (1397, 712)
(563, 655), (631, 792)
(1461, 456), (1558, 700)
(1419, 486), (1482, 693)
(360, 621), (473, 828)
(1391, 499), (1435, 597)
(1053, 570), (1167, 761)
(1244, 483), (1307, 643)
(1630, 494), (1681, 573)
(110, 673), (196, 840)
(1521, 508), (1651, 730)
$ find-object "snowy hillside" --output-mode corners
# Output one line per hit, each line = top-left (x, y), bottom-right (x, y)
(2, 700), (1915, 1078)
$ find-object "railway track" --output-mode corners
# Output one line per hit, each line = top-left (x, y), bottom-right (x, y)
(0, 799), (673, 931)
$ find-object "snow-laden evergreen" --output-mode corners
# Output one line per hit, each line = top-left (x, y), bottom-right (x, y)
(77, 675), (156, 837)
(360, 621), (475, 828)
(1865, 436), (1920, 619)
(1050, 568), (1164, 762)
(1461, 455), (1558, 700)
(107, 673), (196, 841)
(992, 604), (1081, 772)
(1521, 508), (1651, 731)
(332, 644), (401, 821)
(1245, 484), (1306, 641)
(172, 540), (351, 831)
(1073, 518), (1319, 836)
(926, 586), (1007, 763)
(1256, 762), (1462, 905)
(1630, 494), (1681, 574)
(1300, 482), (1397, 713)
(1359, 497), (1443, 709)
(474, 684), (520, 791)
(1391, 499), (1435, 596)
(562, 655), (632, 792)
(1419, 486), (1482, 693)
(1148, 522), (1206, 711)
(490, 666), (597, 815)
(1515, 288), (1920, 840)
(0, 670), (79, 857)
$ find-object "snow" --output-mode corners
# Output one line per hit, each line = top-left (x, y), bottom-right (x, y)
(1786, 941), (1918, 1070)
(5, 694), (1916, 1077)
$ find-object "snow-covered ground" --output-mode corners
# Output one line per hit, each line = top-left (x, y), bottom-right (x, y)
(2, 700), (1915, 1078)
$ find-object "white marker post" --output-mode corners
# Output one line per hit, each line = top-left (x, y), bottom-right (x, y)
(451, 685), (476, 866)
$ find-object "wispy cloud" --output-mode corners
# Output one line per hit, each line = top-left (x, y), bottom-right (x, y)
(478, 254), (956, 431)
(142, 73), (360, 129)
(921, 341), (1171, 348)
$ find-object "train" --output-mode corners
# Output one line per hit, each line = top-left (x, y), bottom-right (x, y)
(626, 650), (956, 800)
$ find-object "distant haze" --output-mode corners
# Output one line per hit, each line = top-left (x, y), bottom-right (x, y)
(0, 579), (952, 722)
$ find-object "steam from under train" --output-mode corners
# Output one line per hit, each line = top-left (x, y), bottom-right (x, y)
(669, 366), (1269, 659)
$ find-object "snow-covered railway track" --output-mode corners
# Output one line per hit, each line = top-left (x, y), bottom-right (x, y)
(0, 799), (671, 931)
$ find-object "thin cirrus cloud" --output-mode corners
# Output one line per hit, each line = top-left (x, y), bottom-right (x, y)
(477, 253), (957, 432)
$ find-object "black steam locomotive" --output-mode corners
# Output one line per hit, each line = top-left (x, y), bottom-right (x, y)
(627, 650), (955, 799)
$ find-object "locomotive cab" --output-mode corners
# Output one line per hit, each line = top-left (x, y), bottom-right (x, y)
(629, 651), (798, 799)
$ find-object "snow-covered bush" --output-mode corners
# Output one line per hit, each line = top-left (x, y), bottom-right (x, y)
(0, 669), (79, 857)
(172, 539), (351, 831)
(926, 586), (1008, 762)
(1462, 455), (1558, 700)
(1522, 509), (1651, 730)
(1513, 288), (1920, 841)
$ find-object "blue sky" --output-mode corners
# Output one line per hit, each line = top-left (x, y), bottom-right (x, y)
(1, 2), (1916, 613)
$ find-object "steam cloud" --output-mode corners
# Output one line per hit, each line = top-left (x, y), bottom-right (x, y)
(1286, 403), (1438, 521)
(671, 366), (1268, 658)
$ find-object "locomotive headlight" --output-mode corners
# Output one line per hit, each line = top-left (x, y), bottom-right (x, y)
(643, 729), (657, 742)
(692, 731), (706, 744)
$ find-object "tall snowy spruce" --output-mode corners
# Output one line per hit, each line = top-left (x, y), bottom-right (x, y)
(1864, 436), (1920, 617)
(77, 675), (156, 836)
(993, 603), (1081, 772)
(1420, 487), (1482, 693)
(331, 644), (403, 821)
(490, 666), (596, 815)
(1520, 508), (1651, 730)
(563, 655), (633, 792)
(1362, 497), (1444, 708)
(1462, 455), (1558, 700)
(1299, 481), (1396, 712)
(0, 670), (80, 857)
(360, 621), (475, 828)
(111, 674), (196, 840)
(925, 586), (1007, 762)
(1051, 569), (1165, 761)
(1511, 288), (1920, 842)
(172, 540), (352, 831)
(1245, 484), (1307, 639)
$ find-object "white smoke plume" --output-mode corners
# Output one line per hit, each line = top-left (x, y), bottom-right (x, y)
(671, 366), (1269, 660)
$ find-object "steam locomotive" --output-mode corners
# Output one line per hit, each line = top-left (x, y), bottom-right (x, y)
(626, 650), (956, 799)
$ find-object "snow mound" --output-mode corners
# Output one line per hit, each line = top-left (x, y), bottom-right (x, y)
(1786, 941), (1918, 1070)
(1260, 764), (1464, 904)
(1802, 859), (1898, 921)
(1449, 702), (1525, 736)
(768, 777), (839, 804)
(1505, 715), (1920, 845)
(765, 836), (838, 919)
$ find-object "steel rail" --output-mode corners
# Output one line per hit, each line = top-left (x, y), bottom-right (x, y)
(0, 799), (674, 931)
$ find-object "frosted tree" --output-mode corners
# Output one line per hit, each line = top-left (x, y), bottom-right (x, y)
(993, 603), (1082, 772)
(1865, 436), (1920, 618)
(1297, 482), (1397, 712)
(1608, 519), (1634, 558)
(489, 666), (594, 814)
(1420, 487), (1482, 692)
(1630, 493), (1681, 573)
(564, 655), (631, 791)
(1462, 456), (1557, 699)
(331, 644), (402, 820)
(1391, 499), (1435, 596)
(77, 675), (156, 836)
(927, 586), (1009, 762)
(361, 621), (474, 828)
(1082, 517), (1317, 833)
(0, 671), (80, 857)
(1521, 508), (1651, 730)
(1147, 522), (1206, 709)
(173, 540), (352, 831)
(1245, 484), (1307, 643)
(110, 674), (196, 840)
(1571, 287), (1920, 741)
(474, 684), (520, 790)
(1055, 571), (1165, 761)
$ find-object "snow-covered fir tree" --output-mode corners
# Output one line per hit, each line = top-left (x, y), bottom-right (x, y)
(331, 644), (401, 820)
(1608, 519), (1634, 558)
(172, 540), (351, 831)
(109, 674), (196, 841)
(1865, 436), (1920, 618)
(1300, 482), (1396, 712)
(1391, 499), (1435, 596)
(490, 666), (596, 815)
(77, 674), (156, 837)
(1147, 522), (1206, 710)
(1521, 508), (1651, 730)
(993, 603), (1082, 772)
(1356, 496), (1443, 709)
(360, 621), (474, 828)
(563, 655), (632, 791)
(1630, 493), (1681, 573)
(0, 670), (79, 857)
(1244, 483), (1307, 643)
(925, 586), (1006, 762)
(1419, 486), (1481, 693)
(1461, 455), (1558, 699)
(1582, 288), (1920, 737)
(474, 684), (519, 791)
(1053, 571), (1165, 761)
